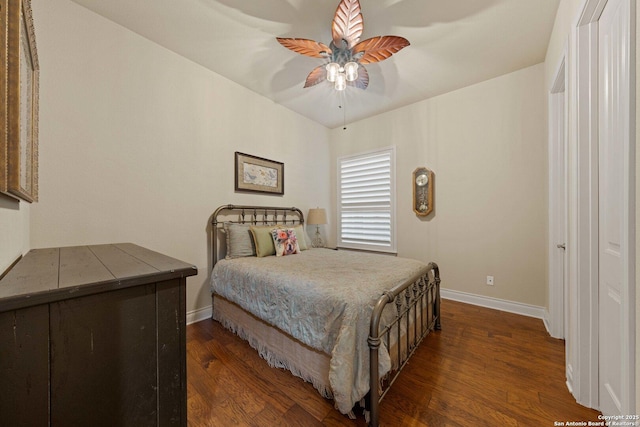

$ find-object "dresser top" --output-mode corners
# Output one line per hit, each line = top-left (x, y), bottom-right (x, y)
(0, 243), (197, 311)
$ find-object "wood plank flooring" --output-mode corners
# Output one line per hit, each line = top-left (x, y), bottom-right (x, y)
(187, 299), (602, 426)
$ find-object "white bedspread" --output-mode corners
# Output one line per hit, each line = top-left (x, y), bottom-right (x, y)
(210, 248), (428, 414)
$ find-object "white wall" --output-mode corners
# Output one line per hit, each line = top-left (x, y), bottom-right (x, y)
(0, 196), (29, 274)
(29, 0), (331, 315)
(330, 64), (548, 308)
(545, 0), (584, 84)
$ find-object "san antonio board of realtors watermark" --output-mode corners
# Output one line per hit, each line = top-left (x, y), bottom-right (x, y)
(553, 415), (640, 426)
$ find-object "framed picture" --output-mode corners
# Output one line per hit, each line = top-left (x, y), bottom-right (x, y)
(0, 0), (8, 197)
(235, 152), (284, 195)
(1, 0), (39, 202)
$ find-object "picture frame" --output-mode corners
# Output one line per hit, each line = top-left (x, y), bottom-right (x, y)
(234, 152), (284, 195)
(0, 0), (8, 197)
(1, 0), (39, 202)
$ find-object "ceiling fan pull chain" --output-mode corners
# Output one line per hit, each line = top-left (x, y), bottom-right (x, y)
(342, 92), (347, 130)
(343, 102), (347, 130)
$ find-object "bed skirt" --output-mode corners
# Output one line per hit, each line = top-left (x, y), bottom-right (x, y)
(212, 295), (333, 400)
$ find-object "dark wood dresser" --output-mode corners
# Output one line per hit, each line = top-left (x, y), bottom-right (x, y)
(0, 243), (197, 427)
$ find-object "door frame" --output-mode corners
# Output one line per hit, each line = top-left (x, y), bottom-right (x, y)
(568, 0), (636, 411)
(569, 0), (603, 407)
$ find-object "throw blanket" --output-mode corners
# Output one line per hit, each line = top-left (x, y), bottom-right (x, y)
(210, 248), (428, 414)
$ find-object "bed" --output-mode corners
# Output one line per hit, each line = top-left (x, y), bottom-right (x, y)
(209, 204), (441, 426)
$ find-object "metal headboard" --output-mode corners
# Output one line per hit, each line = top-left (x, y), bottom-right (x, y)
(211, 204), (305, 267)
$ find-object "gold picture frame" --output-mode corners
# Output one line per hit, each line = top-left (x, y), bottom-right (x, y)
(1, 0), (39, 202)
(234, 152), (284, 195)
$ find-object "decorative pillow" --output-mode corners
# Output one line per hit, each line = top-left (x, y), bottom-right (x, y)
(249, 225), (277, 257)
(250, 224), (307, 256)
(270, 228), (300, 256)
(291, 224), (308, 251)
(223, 223), (255, 259)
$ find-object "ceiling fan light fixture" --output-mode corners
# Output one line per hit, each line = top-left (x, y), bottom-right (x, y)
(326, 62), (340, 82)
(277, 0), (409, 92)
(344, 62), (359, 82)
(335, 73), (347, 91)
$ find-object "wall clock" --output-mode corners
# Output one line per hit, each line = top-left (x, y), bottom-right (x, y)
(413, 167), (434, 216)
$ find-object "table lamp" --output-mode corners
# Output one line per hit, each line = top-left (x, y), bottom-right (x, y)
(307, 208), (327, 248)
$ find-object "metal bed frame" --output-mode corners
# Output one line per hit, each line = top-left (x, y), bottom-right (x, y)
(210, 204), (441, 427)
(211, 204), (305, 266)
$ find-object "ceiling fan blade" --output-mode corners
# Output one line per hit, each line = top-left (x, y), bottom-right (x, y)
(304, 65), (327, 88)
(331, 0), (363, 49)
(276, 38), (332, 58)
(348, 65), (369, 90)
(352, 36), (410, 64)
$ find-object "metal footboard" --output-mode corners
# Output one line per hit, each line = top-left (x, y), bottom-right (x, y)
(368, 262), (441, 427)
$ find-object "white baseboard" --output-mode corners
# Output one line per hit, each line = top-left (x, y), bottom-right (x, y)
(542, 309), (552, 335)
(189, 291), (545, 325)
(440, 288), (546, 319)
(187, 305), (212, 325)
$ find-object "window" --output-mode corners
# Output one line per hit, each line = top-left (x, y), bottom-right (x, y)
(337, 146), (396, 253)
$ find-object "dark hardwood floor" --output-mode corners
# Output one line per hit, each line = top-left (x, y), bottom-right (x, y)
(186, 299), (602, 426)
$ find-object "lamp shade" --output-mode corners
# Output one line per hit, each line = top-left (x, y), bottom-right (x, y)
(307, 208), (327, 225)
(344, 62), (359, 82)
(334, 73), (347, 91)
(326, 62), (340, 83)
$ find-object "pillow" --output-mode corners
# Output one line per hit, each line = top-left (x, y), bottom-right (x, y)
(250, 224), (307, 256)
(223, 223), (256, 259)
(270, 228), (300, 256)
(249, 225), (277, 257)
(291, 224), (308, 251)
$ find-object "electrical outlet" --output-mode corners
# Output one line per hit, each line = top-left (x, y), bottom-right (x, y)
(486, 275), (494, 286)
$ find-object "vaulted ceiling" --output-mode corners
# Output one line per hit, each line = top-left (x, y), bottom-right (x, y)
(70, 0), (560, 128)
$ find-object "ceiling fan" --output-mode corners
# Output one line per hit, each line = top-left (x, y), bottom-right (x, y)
(276, 0), (410, 91)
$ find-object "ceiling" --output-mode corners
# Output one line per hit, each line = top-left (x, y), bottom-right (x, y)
(69, 0), (561, 129)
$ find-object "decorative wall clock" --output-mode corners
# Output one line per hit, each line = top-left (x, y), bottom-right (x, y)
(413, 167), (434, 216)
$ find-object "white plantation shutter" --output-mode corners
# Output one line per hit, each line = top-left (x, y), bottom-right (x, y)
(338, 147), (396, 252)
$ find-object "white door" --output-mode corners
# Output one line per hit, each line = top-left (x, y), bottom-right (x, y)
(549, 63), (567, 340)
(597, 0), (634, 415)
